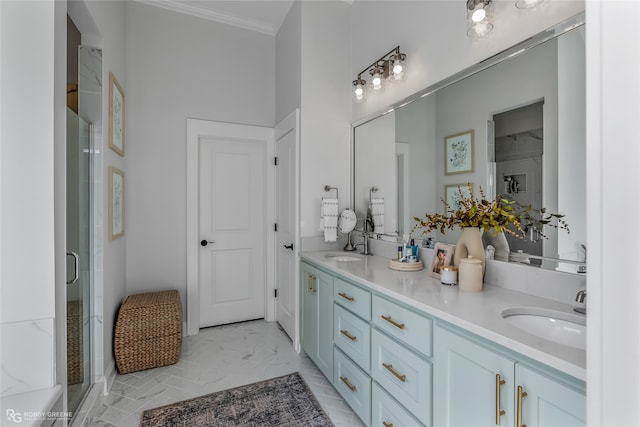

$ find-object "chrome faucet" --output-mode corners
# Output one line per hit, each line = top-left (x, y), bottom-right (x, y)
(574, 290), (586, 314)
(354, 217), (374, 256)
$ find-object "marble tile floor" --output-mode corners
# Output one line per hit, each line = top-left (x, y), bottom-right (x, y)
(88, 320), (364, 427)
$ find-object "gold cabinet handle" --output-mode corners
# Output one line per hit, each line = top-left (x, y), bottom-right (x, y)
(308, 274), (316, 294)
(382, 362), (407, 383)
(381, 315), (405, 330)
(517, 385), (528, 427)
(340, 376), (357, 393)
(340, 329), (357, 342)
(383, 422), (394, 427)
(495, 374), (506, 425)
(338, 292), (355, 302)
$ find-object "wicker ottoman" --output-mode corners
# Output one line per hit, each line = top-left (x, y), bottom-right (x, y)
(114, 290), (183, 374)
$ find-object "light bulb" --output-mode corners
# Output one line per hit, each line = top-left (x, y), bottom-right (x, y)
(393, 63), (403, 75)
(372, 72), (383, 91)
(352, 79), (366, 103)
(471, 7), (485, 22)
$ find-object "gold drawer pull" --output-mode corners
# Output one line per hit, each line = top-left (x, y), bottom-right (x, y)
(338, 292), (355, 302)
(307, 274), (316, 294)
(496, 374), (506, 425)
(382, 362), (407, 383)
(340, 329), (357, 342)
(517, 385), (528, 427)
(381, 315), (405, 330)
(383, 422), (394, 427)
(340, 375), (357, 393)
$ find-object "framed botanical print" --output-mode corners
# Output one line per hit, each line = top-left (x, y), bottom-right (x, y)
(445, 183), (473, 211)
(109, 166), (125, 240)
(109, 72), (125, 156)
(445, 130), (473, 175)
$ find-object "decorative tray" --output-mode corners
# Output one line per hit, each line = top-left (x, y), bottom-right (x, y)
(388, 258), (424, 271)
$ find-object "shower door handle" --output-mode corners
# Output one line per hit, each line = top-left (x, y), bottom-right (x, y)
(67, 252), (79, 285)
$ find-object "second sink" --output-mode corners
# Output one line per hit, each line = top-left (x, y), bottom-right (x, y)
(501, 306), (586, 351)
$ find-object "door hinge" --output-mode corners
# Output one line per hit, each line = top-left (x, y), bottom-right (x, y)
(274, 223), (278, 232)
(274, 289), (278, 298)
(274, 156), (278, 166)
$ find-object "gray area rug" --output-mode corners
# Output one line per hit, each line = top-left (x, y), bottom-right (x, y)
(140, 372), (334, 426)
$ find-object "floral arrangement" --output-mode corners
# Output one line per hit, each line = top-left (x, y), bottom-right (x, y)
(412, 185), (569, 239)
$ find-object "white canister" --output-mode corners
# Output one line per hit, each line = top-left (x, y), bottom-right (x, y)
(458, 255), (483, 292)
(440, 266), (457, 286)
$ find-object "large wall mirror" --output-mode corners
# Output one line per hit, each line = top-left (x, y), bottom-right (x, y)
(353, 14), (585, 273)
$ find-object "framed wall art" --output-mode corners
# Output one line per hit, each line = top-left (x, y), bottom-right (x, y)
(445, 183), (473, 211)
(445, 130), (473, 175)
(430, 242), (455, 279)
(109, 72), (125, 156)
(109, 166), (125, 240)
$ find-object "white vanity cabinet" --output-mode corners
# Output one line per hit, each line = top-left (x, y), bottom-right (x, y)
(300, 262), (334, 380)
(434, 324), (585, 427)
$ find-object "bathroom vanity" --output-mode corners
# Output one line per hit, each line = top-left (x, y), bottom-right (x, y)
(300, 252), (585, 427)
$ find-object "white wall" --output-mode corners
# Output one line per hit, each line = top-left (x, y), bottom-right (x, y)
(276, 0), (301, 124)
(351, 0), (585, 122)
(587, 2), (640, 425)
(299, 1), (352, 242)
(124, 3), (275, 311)
(0, 0), (58, 396)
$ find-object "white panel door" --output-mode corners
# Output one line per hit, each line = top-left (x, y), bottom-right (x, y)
(275, 111), (298, 341)
(199, 136), (266, 327)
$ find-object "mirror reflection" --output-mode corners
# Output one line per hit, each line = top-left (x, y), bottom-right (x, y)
(353, 20), (585, 272)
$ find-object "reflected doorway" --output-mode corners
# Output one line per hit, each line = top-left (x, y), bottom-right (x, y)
(493, 101), (544, 259)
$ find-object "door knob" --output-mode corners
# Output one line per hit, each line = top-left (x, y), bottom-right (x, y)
(284, 244), (294, 250)
(200, 240), (215, 247)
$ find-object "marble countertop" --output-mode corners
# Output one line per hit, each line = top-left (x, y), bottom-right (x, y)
(301, 251), (586, 382)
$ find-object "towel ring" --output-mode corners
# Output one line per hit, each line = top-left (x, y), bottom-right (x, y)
(369, 187), (379, 202)
(324, 185), (338, 200)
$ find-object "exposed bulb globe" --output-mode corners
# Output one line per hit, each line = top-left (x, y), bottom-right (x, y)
(471, 8), (486, 22)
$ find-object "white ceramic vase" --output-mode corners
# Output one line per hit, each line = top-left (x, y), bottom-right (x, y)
(453, 227), (486, 275)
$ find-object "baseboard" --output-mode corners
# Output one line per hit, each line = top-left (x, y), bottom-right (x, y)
(104, 358), (116, 395)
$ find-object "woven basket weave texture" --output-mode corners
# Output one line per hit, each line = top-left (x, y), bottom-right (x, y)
(114, 290), (183, 374)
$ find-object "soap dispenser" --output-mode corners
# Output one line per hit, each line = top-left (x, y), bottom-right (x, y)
(458, 256), (483, 292)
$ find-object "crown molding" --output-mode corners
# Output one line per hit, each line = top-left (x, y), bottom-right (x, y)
(133, 0), (276, 36)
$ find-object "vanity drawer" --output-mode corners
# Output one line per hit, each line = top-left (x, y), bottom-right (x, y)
(372, 382), (426, 427)
(372, 295), (432, 357)
(334, 278), (371, 320)
(334, 304), (371, 372)
(372, 329), (432, 423)
(334, 348), (371, 426)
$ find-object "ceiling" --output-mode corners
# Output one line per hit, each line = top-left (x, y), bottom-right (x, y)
(136, 0), (296, 36)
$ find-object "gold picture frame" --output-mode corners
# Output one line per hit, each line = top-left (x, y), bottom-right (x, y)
(445, 130), (474, 175)
(109, 72), (125, 156)
(109, 166), (125, 240)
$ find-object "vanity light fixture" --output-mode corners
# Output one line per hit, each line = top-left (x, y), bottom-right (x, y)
(352, 46), (407, 103)
(467, 0), (494, 38)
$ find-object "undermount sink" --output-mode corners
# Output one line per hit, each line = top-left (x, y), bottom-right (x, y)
(324, 254), (363, 262)
(501, 307), (586, 351)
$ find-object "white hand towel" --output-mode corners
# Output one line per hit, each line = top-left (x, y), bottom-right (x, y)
(320, 198), (339, 243)
(370, 198), (385, 234)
